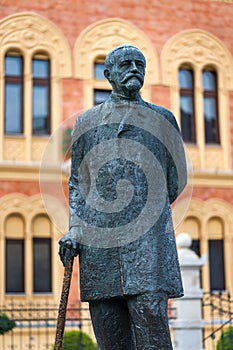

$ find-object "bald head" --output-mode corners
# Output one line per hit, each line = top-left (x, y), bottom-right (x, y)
(105, 45), (146, 70)
(104, 45), (146, 99)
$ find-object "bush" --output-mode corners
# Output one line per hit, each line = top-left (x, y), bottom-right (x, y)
(52, 330), (98, 350)
(216, 326), (233, 350)
(0, 313), (16, 335)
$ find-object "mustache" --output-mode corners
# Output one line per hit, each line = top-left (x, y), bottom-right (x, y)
(121, 74), (144, 84)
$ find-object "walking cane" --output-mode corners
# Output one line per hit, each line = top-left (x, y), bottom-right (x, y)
(54, 258), (74, 350)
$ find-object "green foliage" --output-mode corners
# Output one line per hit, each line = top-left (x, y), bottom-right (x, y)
(52, 330), (98, 350)
(0, 313), (16, 335)
(216, 326), (233, 350)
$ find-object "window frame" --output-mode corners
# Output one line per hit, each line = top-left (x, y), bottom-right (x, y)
(202, 67), (220, 144)
(32, 54), (51, 135)
(94, 88), (111, 105)
(4, 52), (24, 135)
(33, 237), (52, 293)
(179, 66), (196, 143)
(93, 56), (111, 106)
(94, 56), (106, 80)
(5, 238), (25, 294)
(208, 239), (226, 291)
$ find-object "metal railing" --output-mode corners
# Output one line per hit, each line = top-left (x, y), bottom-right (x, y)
(202, 291), (233, 349)
(0, 300), (93, 350)
(4, 295), (232, 350)
(0, 299), (178, 350)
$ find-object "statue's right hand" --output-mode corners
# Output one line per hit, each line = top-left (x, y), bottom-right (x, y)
(58, 231), (80, 267)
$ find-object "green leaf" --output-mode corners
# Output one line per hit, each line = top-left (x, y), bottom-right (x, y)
(0, 313), (16, 335)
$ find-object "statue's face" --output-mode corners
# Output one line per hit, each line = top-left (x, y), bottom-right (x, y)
(106, 48), (146, 97)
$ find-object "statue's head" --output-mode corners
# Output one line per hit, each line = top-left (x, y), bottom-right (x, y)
(104, 44), (146, 98)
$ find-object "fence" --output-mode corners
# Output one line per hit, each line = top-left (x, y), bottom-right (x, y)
(0, 301), (94, 350)
(0, 300), (177, 350)
(1, 294), (232, 350)
(202, 291), (233, 350)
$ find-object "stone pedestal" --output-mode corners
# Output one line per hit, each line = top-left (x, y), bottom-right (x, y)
(171, 233), (206, 350)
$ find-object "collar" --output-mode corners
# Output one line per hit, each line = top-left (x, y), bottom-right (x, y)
(109, 91), (143, 104)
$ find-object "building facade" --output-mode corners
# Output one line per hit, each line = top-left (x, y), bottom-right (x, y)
(0, 0), (233, 348)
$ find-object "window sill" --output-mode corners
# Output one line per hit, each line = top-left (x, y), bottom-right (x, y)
(185, 143), (198, 147)
(5, 293), (26, 296)
(5, 292), (54, 297)
(32, 135), (50, 139)
(33, 292), (53, 296)
(205, 143), (221, 148)
(4, 134), (25, 139)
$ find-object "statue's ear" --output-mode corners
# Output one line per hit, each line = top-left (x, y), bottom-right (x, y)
(104, 69), (110, 80)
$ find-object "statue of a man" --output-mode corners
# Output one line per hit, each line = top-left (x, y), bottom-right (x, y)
(59, 44), (187, 349)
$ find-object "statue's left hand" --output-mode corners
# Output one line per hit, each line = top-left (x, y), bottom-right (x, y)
(59, 231), (80, 267)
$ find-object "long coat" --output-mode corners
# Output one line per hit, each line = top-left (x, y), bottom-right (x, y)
(69, 97), (187, 302)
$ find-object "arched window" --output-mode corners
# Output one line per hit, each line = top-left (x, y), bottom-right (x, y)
(202, 68), (219, 144)
(4, 52), (24, 134)
(4, 52), (51, 136)
(5, 214), (25, 293)
(74, 18), (158, 109)
(32, 215), (52, 293)
(32, 54), (51, 135)
(207, 217), (225, 291)
(179, 66), (196, 143)
(0, 12), (72, 163)
(0, 194), (60, 302)
(94, 57), (105, 80)
(161, 29), (233, 170)
(183, 216), (201, 256)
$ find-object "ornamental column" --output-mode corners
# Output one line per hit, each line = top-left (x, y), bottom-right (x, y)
(171, 233), (206, 350)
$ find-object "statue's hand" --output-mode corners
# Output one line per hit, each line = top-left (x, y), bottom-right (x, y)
(59, 231), (80, 267)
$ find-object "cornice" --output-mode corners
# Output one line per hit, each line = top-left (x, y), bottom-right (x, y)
(1, 162), (232, 188)
(0, 162), (67, 182)
(192, 170), (233, 188)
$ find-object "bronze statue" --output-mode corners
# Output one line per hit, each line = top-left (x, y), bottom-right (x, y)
(59, 44), (187, 349)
